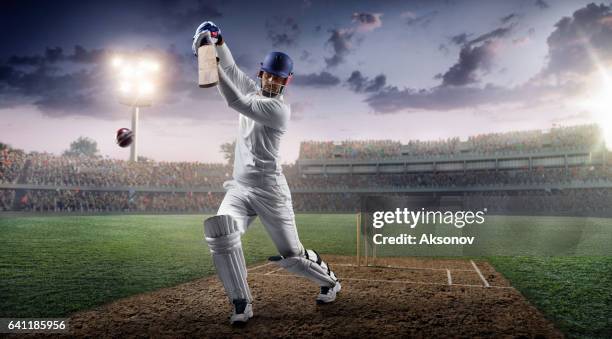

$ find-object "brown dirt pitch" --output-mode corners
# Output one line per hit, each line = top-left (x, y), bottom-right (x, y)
(65, 255), (562, 338)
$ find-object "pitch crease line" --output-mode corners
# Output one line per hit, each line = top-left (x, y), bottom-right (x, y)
(470, 260), (490, 287)
(333, 263), (474, 272)
(248, 262), (273, 272)
(250, 272), (513, 290)
(446, 269), (452, 285)
(264, 266), (284, 275)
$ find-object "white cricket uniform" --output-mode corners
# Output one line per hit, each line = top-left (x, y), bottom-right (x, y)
(214, 42), (303, 258)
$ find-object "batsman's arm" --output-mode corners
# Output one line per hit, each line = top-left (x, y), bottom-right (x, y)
(215, 43), (258, 96)
(217, 66), (289, 131)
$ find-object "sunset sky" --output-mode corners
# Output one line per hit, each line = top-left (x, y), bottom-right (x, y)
(1, 0), (612, 163)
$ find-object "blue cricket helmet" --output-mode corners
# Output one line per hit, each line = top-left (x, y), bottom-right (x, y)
(195, 21), (220, 35)
(261, 52), (293, 78)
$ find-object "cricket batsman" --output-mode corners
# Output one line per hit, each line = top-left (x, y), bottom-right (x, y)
(192, 21), (340, 325)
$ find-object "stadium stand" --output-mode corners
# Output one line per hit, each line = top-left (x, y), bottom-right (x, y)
(1, 124), (610, 215)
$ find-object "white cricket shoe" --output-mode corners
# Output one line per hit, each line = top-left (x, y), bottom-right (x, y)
(230, 299), (253, 325)
(316, 281), (341, 304)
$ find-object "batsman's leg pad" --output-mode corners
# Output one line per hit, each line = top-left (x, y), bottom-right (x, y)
(204, 215), (252, 303)
(270, 249), (338, 287)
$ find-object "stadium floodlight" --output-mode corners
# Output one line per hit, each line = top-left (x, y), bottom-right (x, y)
(602, 72), (612, 150)
(591, 75), (612, 149)
(111, 56), (123, 68)
(110, 54), (161, 162)
(138, 82), (155, 95)
(573, 68), (612, 150)
(119, 81), (132, 94)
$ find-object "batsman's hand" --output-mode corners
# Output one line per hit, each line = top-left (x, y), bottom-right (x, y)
(192, 21), (221, 56)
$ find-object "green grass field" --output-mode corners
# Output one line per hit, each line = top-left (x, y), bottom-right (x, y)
(0, 214), (610, 338)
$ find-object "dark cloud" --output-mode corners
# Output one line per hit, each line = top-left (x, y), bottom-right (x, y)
(151, 0), (223, 33)
(440, 26), (512, 86)
(468, 26), (513, 45)
(34, 92), (96, 113)
(535, 0), (549, 10)
(346, 71), (386, 93)
(364, 81), (582, 114)
(440, 40), (499, 86)
(0, 61), (103, 116)
(542, 3), (612, 76)
(360, 3), (612, 114)
(7, 55), (43, 66)
(351, 12), (383, 32)
(500, 13), (518, 24)
(402, 11), (438, 27)
(292, 72), (340, 87)
(7, 46), (106, 66)
(265, 17), (301, 47)
(0, 44), (215, 118)
(1, 45), (113, 114)
(449, 33), (471, 45)
(322, 12), (383, 67)
(69, 45), (107, 63)
(324, 28), (355, 67)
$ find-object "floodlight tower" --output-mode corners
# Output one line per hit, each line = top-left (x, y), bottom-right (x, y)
(111, 56), (160, 162)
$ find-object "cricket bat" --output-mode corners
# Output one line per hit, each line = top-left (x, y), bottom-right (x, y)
(198, 44), (218, 88)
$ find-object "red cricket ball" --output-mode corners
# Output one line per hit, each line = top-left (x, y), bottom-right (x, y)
(116, 128), (134, 148)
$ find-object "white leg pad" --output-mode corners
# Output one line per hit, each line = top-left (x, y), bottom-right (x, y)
(271, 249), (338, 287)
(204, 215), (252, 303)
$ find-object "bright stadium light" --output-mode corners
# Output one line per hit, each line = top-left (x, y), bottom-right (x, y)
(138, 82), (154, 95)
(138, 59), (160, 72)
(119, 65), (136, 79)
(589, 72), (612, 149)
(111, 56), (123, 68)
(110, 53), (162, 162)
(119, 81), (132, 94)
(574, 68), (612, 149)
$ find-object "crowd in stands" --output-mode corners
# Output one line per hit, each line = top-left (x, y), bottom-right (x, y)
(1, 124), (611, 216)
(549, 124), (602, 148)
(0, 124), (606, 191)
(19, 189), (131, 212)
(0, 149), (27, 184)
(403, 138), (460, 157)
(2, 159), (612, 214)
(24, 153), (231, 188)
(299, 140), (401, 160)
(467, 129), (542, 154)
(17, 189), (224, 213)
(290, 166), (612, 190)
(464, 188), (612, 216)
(11, 151), (611, 191)
(298, 124), (603, 160)
(6, 187), (612, 216)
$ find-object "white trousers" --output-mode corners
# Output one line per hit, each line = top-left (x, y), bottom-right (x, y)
(217, 174), (304, 257)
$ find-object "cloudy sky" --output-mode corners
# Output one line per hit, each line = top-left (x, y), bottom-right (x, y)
(1, 0), (612, 163)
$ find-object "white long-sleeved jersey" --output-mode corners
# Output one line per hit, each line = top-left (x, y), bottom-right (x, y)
(215, 43), (291, 186)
